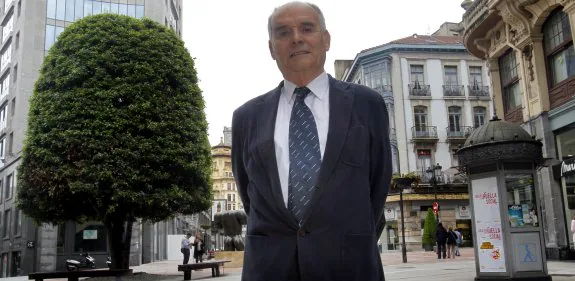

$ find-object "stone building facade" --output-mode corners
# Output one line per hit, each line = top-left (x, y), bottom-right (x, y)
(337, 26), (492, 251)
(462, 0), (575, 259)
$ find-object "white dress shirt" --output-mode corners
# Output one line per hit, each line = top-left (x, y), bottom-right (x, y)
(274, 72), (330, 207)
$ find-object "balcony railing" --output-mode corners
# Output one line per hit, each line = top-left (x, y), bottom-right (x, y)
(468, 85), (490, 97)
(412, 126), (437, 138)
(443, 85), (464, 96)
(446, 126), (473, 139)
(415, 171), (445, 184)
(408, 84), (430, 96)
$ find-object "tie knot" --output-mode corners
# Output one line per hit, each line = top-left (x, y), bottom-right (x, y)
(294, 87), (311, 100)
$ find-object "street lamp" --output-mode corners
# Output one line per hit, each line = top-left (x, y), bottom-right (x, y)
(426, 163), (442, 222)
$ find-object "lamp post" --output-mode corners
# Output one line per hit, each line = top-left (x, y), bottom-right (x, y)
(426, 163), (442, 222)
(398, 181), (407, 263)
(391, 144), (408, 263)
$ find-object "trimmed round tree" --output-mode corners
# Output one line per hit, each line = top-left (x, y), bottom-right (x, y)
(17, 14), (212, 269)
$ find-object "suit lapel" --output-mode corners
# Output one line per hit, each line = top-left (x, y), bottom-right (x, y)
(302, 76), (354, 225)
(256, 82), (299, 227)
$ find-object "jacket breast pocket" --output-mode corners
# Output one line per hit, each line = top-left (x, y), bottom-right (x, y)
(340, 125), (367, 167)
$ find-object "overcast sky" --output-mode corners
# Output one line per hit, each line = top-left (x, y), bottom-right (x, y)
(182, 0), (467, 146)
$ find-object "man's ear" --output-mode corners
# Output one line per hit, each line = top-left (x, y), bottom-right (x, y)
(269, 40), (276, 60)
(323, 30), (331, 51)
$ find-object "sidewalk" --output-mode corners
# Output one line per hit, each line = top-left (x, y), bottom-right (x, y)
(6, 249), (574, 280)
(120, 248), (575, 281)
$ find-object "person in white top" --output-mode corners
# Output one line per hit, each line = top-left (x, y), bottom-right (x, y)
(180, 233), (192, 264)
(571, 215), (575, 247)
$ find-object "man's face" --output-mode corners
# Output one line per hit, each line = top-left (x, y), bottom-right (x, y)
(268, 4), (330, 76)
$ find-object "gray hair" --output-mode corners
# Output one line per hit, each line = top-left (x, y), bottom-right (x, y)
(267, 1), (327, 38)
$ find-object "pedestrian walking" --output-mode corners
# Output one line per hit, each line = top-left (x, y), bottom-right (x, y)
(180, 233), (192, 264)
(436, 222), (447, 259)
(454, 227), (463, 256)
(446, 226), (457, 259)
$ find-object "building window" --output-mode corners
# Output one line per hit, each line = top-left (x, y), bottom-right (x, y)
(543, 8), (575, 87)
(13, 209), (20, 236)
(5, 173), (12, 199)
(3, 209), (10, 238)
(444, 66), (458, 86)
(47, 0), (144, 22)
(227, 194), (232, 201)
(74, 222), (107, 252)
(10, 98), (14, 116)
(227, 183), (231, 190)
(417, 150), (432, 176)
(469, 66), (483, 86)
(14, 32), (19, 50)
(1, 44), (12, 72)
(413, 106), (428, 137)
(2, 15), (13, 43)
(499, 50), (522, 113)
(448, 106), (462, 133)
(473, 106), (487, 128)
(0, 74), (9, 100)
(0, 104), (7, 131)
(0, 138), (5, 164)
(364, 61), (390, 88)
(12, 65), (16, 82)
(8, 132), (13, 154)
(410, 64), (424, 86)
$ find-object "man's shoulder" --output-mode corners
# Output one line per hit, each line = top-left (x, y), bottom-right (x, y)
(233, 87), (278, 119)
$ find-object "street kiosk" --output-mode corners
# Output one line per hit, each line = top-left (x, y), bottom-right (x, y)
(456, 116), (551, 281)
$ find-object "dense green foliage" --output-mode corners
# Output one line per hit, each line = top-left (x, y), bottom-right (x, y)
(17, 14), (212, 225)
(422, 208), (437, 247)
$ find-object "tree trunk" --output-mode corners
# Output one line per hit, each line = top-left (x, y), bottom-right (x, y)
(105, 214), (136, 271)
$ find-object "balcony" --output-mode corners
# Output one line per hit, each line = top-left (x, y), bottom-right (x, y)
(446, 126), (473, 143)
(443, 85), (465, 98)
(373, 85), (393, 99)
(462, 0), (500, 58)
(412, 126), (438, 142)
(408, 83), (430, 98)
(548, 76), (575, 109)
(468, 85), (490, 100)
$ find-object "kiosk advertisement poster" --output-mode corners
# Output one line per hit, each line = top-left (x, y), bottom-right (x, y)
(472, 176), (506, 273)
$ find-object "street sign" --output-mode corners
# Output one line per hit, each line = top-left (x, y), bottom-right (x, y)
(432, 202), (439, 214)
(27, 241), (34, 248)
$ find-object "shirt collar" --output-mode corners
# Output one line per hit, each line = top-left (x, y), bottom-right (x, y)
(283, 72), (328, 104)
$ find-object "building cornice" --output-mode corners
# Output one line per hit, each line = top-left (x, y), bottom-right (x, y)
(343, 44), (468, 82)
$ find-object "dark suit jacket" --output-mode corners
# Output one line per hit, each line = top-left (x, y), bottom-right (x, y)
(231, 75), (392, 281)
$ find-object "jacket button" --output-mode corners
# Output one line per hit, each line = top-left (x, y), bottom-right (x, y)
(298, 229), (306, 237)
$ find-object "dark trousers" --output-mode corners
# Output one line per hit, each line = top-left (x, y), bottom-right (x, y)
(437, 242), (446, 259)
(181, 248), (190, 264)
(195, 251), (203, 263)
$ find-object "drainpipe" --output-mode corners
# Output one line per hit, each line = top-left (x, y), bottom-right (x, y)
(505, 27), (535, 136)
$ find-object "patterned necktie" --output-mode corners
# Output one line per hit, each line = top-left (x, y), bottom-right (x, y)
(288, 87), (322, 224)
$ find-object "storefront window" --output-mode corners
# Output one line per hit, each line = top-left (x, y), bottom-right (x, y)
(74, 222), (107, 253)
(555, 126), (575, 249)
(505, 173), (539, 228)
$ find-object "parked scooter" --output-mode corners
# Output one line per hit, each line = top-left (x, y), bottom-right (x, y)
(65, 252), (96, 271)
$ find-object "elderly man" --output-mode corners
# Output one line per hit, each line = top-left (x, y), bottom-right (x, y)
(231, 2), (392, 280)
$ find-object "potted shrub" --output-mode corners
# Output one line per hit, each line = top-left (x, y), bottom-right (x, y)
(392, 172), (421, 188)
(422, 208), (437, 251)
